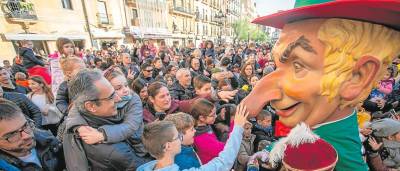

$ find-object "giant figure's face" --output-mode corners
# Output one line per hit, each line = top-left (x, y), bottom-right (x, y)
(243, 19), (342, 127)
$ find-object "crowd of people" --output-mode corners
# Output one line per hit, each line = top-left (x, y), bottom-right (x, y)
(0, 36), (399, 171)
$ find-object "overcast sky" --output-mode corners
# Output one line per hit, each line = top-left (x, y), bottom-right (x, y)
(254, 0), (296, 16)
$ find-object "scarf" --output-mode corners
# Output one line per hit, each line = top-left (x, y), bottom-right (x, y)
(116, 94), (132, 109)
(80, 109), (123, 129)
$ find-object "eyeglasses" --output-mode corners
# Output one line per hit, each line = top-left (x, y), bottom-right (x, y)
(0, 121), (34, 143)
(172, 132), (183, 142)
(90, 91), (117, 102)
(162, 132), (183, 149)
(144, 69), (153, 72)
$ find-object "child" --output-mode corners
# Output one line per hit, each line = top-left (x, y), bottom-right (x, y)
(164, 74), (175, 88)
(357, 102), (372, 162)
(252, 110), (275, 150)
(138, 104), (249, 171)
(193, 75), (212, 97)
(249, 76), (259, 89)
(369, 68), (396, 103)
(209, 104), (236, 142)
(234, 122), (256, 171)
(357, 102), (371, 129)
(14, 72), (29, 88)
(218, 79), (232, 91)
(164, 112), (201, 169)
(191, 98), (224, 164)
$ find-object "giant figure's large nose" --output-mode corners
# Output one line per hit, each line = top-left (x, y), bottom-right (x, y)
(241, 70), (283, 117)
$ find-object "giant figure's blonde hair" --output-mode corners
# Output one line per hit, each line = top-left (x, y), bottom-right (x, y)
(318, 19), (400, 108)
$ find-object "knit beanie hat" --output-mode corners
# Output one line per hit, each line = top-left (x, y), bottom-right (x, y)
(371, 118), (400, 137)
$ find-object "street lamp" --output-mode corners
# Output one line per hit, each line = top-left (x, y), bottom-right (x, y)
(215, 10), (225, 45)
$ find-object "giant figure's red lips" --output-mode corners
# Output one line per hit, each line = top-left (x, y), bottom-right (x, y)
(275, 102), (301, 117)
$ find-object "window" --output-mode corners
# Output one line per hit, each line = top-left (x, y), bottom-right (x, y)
(97, 1), (109, 24)
(61, 0), (73, 10)
(132, 9), (138, 20)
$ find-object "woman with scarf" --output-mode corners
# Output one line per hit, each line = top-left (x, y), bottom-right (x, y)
(143, 82), (192, 123)
(143, 81), (237, 123)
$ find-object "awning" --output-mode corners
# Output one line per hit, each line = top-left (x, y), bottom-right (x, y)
(126, 27), (172, 39)
(3, 33), (87, 40)
(92, 31), (125, 39)
(142, 34), (172, 39)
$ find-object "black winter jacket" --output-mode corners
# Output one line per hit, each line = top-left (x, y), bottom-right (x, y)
(1, 84), (29, 94)
(170, 81), (195, 101)
(55, 81), (70, 116)
(3, 92), (42, 127)
(19, 47), (45, 69)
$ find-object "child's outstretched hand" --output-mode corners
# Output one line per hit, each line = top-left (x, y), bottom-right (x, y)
(250, 150), (270, 162)
(234, 104), (249, 128)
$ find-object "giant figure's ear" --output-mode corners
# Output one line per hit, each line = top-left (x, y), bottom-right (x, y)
(339, 56), (381, 101)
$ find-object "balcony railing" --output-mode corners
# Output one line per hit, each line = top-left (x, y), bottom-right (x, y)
(126, 0), (136, 6)
(171, 6), (194, 16)
(4, 0), (38, 21)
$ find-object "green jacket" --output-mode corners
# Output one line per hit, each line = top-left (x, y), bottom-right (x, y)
(313, 111), (368, 171)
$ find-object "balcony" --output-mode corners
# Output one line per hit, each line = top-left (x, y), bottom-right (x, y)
(126, 0), (136, 7)
(170, 6), (194, 17)
(4, 0), (38, 22)
(97, 13), (113, 28)
(201, 0), (209, 5)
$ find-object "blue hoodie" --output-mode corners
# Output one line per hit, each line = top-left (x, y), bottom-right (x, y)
(175, 145), (201, 169)
(137, 125), (244, 171)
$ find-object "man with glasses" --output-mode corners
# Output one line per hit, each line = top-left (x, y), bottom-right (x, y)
(135, 62), (155, 85)
(63, 69), (149, 170)
(0, 98), (63, 170)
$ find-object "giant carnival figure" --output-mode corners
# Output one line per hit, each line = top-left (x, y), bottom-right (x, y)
(242, 0), (400, 170)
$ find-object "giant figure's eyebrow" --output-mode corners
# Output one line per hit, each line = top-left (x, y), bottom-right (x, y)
(279, 35), (317, 63)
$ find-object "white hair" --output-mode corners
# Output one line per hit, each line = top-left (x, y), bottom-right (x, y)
(176, 68), (190, 79)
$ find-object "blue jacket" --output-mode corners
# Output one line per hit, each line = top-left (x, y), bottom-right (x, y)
(137, 125), (244, 171)
(0, 129), (64, 171)
(175, 145), (201, 169)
